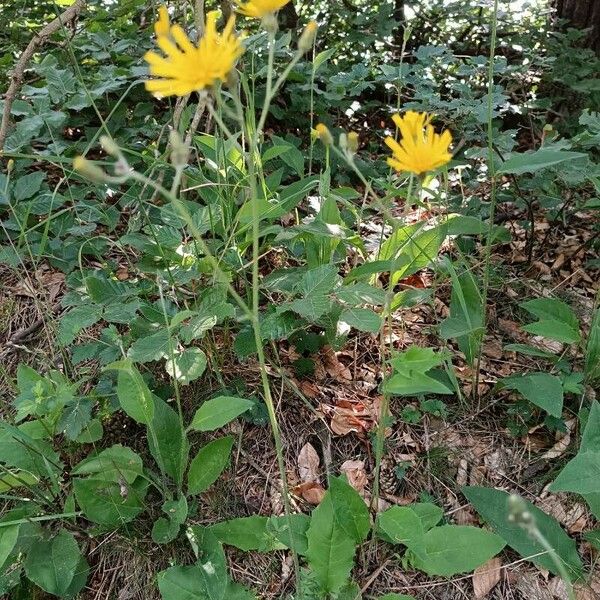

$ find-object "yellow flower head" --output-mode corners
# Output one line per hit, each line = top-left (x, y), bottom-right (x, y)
(234, 0), (291, 18)
(385, 111), (452, 175)
(144, 10), (244, 98)
(314, 123), (333, 145)
(154, 5), (170, 39)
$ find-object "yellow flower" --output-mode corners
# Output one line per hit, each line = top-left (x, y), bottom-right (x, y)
(314, 123), (332, 145)
(144, 11), (244, 98)
(385, 111), (452, 175)
(234, 0), (291, 18)
(154, 5), (170, 39)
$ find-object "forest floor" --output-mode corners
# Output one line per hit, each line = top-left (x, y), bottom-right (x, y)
(1, 186), (599, 600)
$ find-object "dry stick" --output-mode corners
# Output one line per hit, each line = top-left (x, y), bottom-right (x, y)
(0, 0), (87, 152)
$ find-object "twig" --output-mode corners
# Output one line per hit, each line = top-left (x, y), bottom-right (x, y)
(0, 0), (87, 152)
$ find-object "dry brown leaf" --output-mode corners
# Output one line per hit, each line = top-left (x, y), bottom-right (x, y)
(340, 460), (367, 493)
(473, 557), (502, 598)
(321, 346), (352, 381)
(542, 419), (575, 460)
(294, 481), (326, 505)
(297, 443), (320, 483)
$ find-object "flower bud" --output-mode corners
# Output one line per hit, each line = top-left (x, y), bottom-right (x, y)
(347, 131), (359, 154)
(299, 21), (318, 53)
(100, 135), (121, 158)
(169, 129), (189, 168)
(315, 123), (333, 146)
(7, 159), (14, 174)
(73, 156), (109, 183)
(507, 494), (534, 527)
(262, 12), (278, 34)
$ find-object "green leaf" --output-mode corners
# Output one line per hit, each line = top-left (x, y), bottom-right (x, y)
(549, 452), (600, 494)
(313, 47), (336, 72)
(188, 436), (234, 495)
(289, 295), (331, 320)
(128, 329), (172, 363)
(497, 149), (586, 175)
(105, 360), (154, 425)
(189, 396), (253, 432)
(305, 491), (356, 594)
(408, 525), (505, 576)
(23, 529), (81, 597)
(266, 514), (310, 555)
(376, 504), (443, 550)
(334, 283), (387, 306)
(165, 347), (207, 385)
(14, 172), (46, 201)
(0, 525), (19, 571)
(158, 565), (209, 600)
(58, 304), (103, 346)
(329, 476), (370, 543)
(583, 529), (600, 551)
(152, 517), (181, 545)
(339, 308), (382, 333)
(378, 595), (417, 600)
(210, 516), (283, 552)
(520, 298), (580, 344)
(74, 477), (148, 527)
(73, 445), (143, 484)
(585, 308), (600, 382)
(463, 486), (584, 581)
(501, 372), (564, 417)
(148, 396), (189, 484)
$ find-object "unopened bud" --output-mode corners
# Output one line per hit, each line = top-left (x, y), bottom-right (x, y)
(262, 12), (278, 34)
(299, 21), (318, 53)
(169, 129), (189, 168)
(100, 135), (121, 158)
(315, 123), (333, 146)
(7, 159), (14, 174)
(507, 494), (534, 527)
(73, 156), (108, 183)
(347, 131), (359, 153)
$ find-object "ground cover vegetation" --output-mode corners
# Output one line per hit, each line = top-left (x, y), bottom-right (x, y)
(0, 0), (599, 598)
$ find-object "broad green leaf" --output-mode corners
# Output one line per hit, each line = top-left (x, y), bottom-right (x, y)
(408, 525), (505, 576)
(74, 477), (148, 527)
(497, 149), (586, 175)
(335, 283), (387, 306)
(520, 297), (580, 344)
(210, 516), (284, 552)
(305, 491), (356, 594)
(128, 329), (172, 363)
(158, 565), (208, 600)
(190, 396), (253, 432)
(23, 529), (81, 597)
(266, 514), (310, 555)
(152, 517), (180, 544)
(377, 506), (425, 552)
(72, 445), (143, 483)
(313, 47), (336, 72)
(149, 396), (189, 484)
(379, 595), (417, 600)
(549, 452), (600, 494)
(580, 401), (600, 453)
(112, 362), (155, 425)
(463, 486), (584, 581)
(339, 308), (382, 333)
(385, 371), (453, 396)
(58, 304), (103, 346)
(522, 320), (581, 344)
(0, 525), (19, 571)
(288, 295), (331, 320)
(165, 347), (207, 384)
(188, 436), (234, 495)
(298, 264), (340, 297)
(329, 476), (370, 543)
(190, 527), (230, 600)
(501, 372), (563, 417)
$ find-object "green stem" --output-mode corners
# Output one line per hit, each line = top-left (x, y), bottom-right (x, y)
(474, 0), (500, 404)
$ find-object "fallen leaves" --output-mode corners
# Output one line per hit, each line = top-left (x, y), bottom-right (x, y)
(295, 442), (325, 505)
(472, 557), (502, 598)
